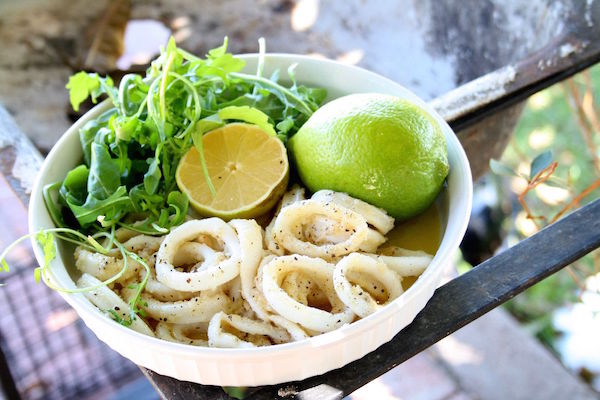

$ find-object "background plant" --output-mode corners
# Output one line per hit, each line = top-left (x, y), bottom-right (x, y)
(486, 66), (600, 389)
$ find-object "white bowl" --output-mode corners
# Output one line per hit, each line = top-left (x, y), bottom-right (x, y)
(29, 54), (472, 386)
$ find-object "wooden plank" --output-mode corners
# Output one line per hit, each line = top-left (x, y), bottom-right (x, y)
(144, 198), (600, 399)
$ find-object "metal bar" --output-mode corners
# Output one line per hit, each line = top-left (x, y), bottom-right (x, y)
(144, 198), (600, 399)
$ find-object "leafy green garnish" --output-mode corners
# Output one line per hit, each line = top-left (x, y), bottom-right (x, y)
(51, 36), (325, 239)
(66, 72), (118, 112)
(34, 231), (56, 283)
(1, 226), (152, 325)
(5, 37), (326, 328)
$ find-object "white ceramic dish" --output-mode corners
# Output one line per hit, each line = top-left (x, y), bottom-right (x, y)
(29, 54), (472, 386)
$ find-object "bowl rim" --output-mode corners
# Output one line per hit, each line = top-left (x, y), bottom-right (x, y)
(28, 53), (473, 360)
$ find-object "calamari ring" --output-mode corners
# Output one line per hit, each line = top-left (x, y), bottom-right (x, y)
(155, 322), (208, 346)
(207, 311), (290, 348)
(77, 273), (154, 337)
(311, 190), (395, 234)
(114, 227), (140, 243)
(370, 247), (433, 276)
(269, 315), (309, 341)
(223, 276), (245, 315)
(265, 185), (306, 255)
(333, 253), (404, 318)
(156, 218), (241, 292)
(143, 263), (199, 302)
(229, 219), (267, 318)
(255, 255), (315, 340)
(358, 229), (387, 253)
(379, 247), (433, 257)
(281, 271), (312, 305)
(122, 287), (231, 324)
(119, 235), (164, 255)
(272, 200), (369, 260)
(230, 231), (309, 341)
(76, 235), (164, 283)
(262, 255), (355, 332)
(363, 253), (432, 277)
(172, 242), (229, 273)
(253, 255), (278, 318)
(74, 248), (137, 282)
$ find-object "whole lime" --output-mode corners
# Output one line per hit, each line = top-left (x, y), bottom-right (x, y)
(288, 93), (449, 220)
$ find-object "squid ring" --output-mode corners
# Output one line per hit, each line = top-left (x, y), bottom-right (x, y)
(230, 227), (310, 341)
(156, 218), (241, 292)
(207, 311), (290, 348)
(273, 200), (369, 260)
(311, 190), (395, 234)
(172, 242), (227, 272)
(358, 229), (387, 253)
(75, 234), (163, 283)
(269, 315), (309, 341)
(364, 253), (432, 277)
(122, 287), (231, 324)
(261, 255), (355, 332)
(74, 248), (138, 282)
(333, 253), (404, 318)
(77, 273), (154, 337)
(229, 219), (268, 319)
(143, 263), (199, 302)
(264, 185), (306, 255)
(118, 235), (164, 255)
(155, 322), (208, 346)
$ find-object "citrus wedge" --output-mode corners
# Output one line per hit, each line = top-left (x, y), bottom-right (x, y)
(176, 123), (289, 220)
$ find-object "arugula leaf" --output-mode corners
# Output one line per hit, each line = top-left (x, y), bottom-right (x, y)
(66, 72), (101, 111)
(194, 114), (224, 136)
(60, 165), (89, 206)
(1, 259), (9, 273)
(166, 191), (189, 226)
(276, 117), (294, 135)
(191, 126), (216, 196)
(143, 157), (162, 195)
(88, 142), (121, 199)
(35, 231), (57, 283)
(79, 109), (117, 165)
(108, 309), (133, 327)
(66, 72), (117, 111)
(53, 37), (326, 245)
(68, 186), (131, 227)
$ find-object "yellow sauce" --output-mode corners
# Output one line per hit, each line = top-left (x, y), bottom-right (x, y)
(382, 202), (443, 290)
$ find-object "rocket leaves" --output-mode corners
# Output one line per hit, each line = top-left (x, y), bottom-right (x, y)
(47, 37), (325, 240)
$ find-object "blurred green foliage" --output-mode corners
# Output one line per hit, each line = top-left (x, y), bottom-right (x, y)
(497, 65), (600, 349)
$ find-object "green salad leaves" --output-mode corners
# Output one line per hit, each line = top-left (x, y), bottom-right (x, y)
(50, 37), (326, 238)
(0, 37), (327, 326)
